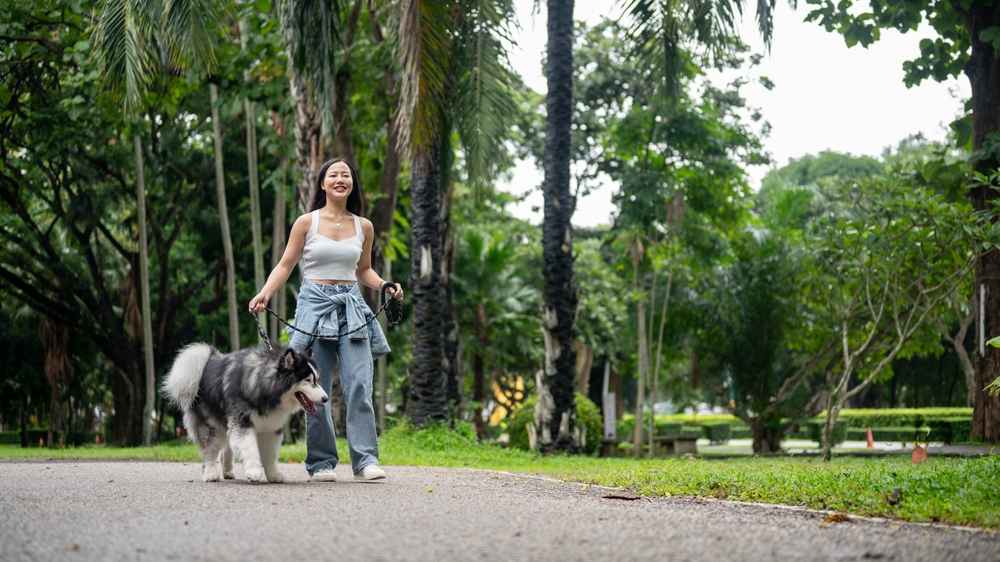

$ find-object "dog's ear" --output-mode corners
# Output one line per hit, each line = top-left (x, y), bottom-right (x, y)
(280, 348), (297, 371)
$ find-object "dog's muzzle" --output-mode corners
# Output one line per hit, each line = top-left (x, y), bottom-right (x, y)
(295, 392), (319, 416)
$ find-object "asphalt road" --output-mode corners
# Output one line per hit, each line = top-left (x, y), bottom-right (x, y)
(2, 461), (997, 562)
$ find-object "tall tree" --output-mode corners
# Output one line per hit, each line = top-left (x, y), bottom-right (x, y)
(209, 82), (240, 351)
(397, 0), (518, 425)
(132, 133), (156, 443)
(238, 15), (266, 311)
(536, 0), (579, 452)
(802, 0), (1000, 441)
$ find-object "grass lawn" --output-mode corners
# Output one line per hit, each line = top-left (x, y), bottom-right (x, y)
(2, 424), (998, 529)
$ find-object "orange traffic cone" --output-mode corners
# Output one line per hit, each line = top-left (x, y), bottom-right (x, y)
(865, 427), (874, 449)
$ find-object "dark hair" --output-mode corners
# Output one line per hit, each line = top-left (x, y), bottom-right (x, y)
(310, 158), (364, 216)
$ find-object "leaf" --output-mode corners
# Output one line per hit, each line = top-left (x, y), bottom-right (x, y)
(979, 26), (1000, 51)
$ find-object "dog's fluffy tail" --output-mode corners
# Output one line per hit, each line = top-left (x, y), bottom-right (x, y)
(161, 343), (214, 411)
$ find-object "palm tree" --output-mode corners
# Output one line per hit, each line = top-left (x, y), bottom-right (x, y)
(537, 0), (579, 453)
(396, 0), (518, 425)
(453, 229), (536, 438)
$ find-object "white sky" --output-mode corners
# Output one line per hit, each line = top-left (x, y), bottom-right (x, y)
(498, 0), (971, 228)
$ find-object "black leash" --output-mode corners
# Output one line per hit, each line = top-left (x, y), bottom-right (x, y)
(252, 284), (403, 352)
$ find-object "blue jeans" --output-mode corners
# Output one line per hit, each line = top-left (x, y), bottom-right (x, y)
(289, 282), (380, 475)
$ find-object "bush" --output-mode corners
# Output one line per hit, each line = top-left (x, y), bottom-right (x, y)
(829, 408), (972, 428)
(846, 426), (930, 442)
(508, 393), (602, 454)
(702, 423), (731, 444)
(616, 416), (684, 439)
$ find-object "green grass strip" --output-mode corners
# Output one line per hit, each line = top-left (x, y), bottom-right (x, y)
(2, 423), (997, 529)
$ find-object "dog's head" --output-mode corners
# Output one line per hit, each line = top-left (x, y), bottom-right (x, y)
(278, 348), (328, 416)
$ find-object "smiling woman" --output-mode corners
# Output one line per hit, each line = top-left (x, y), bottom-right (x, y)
(248, 157), (404, 483)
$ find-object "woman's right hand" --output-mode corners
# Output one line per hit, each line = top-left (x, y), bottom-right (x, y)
(248, 291), (270, 313)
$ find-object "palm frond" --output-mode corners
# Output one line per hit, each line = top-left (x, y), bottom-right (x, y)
(453, 0), (519, 187)
(161, 0), (225, 74)
(92, 0), (160, 111)
(620, 0), (779, 98)
(278, 0), (342, 133)
(92, 0), (226, 112)
(396, 0), (453, 158)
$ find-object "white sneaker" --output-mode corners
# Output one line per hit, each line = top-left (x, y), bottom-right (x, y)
(354, 464), (387, 481)
(310, 467), (338, 482)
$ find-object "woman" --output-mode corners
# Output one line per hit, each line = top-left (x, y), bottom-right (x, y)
(249, 158), (402, 482)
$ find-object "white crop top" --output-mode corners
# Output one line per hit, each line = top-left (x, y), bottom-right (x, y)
(299, 211), (364, 280)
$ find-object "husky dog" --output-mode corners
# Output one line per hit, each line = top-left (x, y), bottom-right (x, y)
(162, 343), (328, 483)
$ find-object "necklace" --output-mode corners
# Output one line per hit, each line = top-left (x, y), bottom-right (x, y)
(326, 212), (352, 228)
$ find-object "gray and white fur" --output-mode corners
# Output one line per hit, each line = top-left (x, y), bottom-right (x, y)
(162, 343), (327, 483)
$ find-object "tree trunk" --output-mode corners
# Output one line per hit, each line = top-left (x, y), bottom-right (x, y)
(240, 19), (266, 298)
(441, 173), (461, 423)
(41, 318), (71, 448)
(750, 418), (783, 454)
(946, 295), (977, 406)
(288, 66), (323, 211)
(209, 84), (240, 352)
(472, 304), (488, 439)
(537, 0), (578, 453)
(269, 110), (289, 342)
(967, 4), (1000, 443)
(406, 143), (448, 425)
(134, 134), (156, 446)
(574, 340), (593, 396)
(376, 258), (391, 432)
(821, 395), (839, 462)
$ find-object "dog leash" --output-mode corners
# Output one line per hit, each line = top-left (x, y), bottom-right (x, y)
(252, 284), (403, 352)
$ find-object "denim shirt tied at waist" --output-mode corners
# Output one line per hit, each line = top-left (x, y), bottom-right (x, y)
(289, 281), (391, 357)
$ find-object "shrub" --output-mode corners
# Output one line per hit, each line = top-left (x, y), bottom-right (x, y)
(846, 426), (930, 442)
(702, 423), (732, 444)
(828, 408), (972, 428)
(508, 393), (602, 454)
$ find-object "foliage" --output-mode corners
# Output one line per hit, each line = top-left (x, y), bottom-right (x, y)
(694, 228), (809, 449)
(507, 393), (602, 455)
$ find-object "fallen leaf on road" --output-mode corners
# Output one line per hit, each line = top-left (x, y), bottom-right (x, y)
(821, 513), (851, 527)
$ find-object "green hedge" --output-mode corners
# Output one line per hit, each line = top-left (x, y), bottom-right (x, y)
(613, 409), (974, 445)
(825, 408), (972, 429)
(508, 393), (602, 454)
(846, 426), (929, 442)
(702, 423), (731, 443)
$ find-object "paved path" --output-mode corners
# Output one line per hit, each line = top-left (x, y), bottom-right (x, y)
(2, 462), (997, 562)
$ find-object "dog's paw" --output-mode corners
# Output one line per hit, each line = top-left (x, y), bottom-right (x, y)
(223, 470), (235, 480)
(245, 467), (266, 483)
(202, 465), (223, 482)
(265, 470), (285, 483)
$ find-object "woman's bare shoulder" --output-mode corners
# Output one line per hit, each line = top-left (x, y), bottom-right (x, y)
(291, 212), (313, 232)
